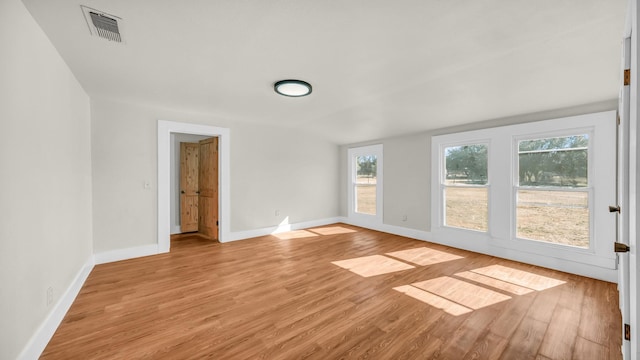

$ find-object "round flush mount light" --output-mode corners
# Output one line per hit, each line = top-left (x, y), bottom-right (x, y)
(274, 79), (312, 97)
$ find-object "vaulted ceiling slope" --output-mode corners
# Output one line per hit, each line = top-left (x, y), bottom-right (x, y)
(23, 0), (626, 144)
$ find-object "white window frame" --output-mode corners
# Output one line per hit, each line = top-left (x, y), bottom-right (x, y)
(512, 129), (595, 252)
(431, 111), (617, 280)
(440, 141), (491, 233)
(348, 144), (383, 225)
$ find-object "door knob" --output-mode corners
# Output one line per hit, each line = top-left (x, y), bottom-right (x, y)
(615, 242), (630, 253)
(609, 205), (621, 213)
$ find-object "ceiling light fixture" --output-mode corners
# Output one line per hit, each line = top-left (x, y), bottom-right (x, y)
(274, 79), (312, 97)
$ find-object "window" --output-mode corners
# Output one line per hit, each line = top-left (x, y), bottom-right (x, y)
(431, 111), (616, 278)
(442, 144), (489, 232)
(355, 155), (377, 215)
(515, 134), (590, 248)
(348, 145), (383, 224)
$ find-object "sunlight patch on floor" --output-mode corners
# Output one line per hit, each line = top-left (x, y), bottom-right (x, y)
(273, 230), (319, 240)
(309, 226), (357, 235)
(331, 255), (415, 277)
(396, 265), (567, 315)
(470, 265), (566, 291)
(412, 276), (512, 310)
(393, 285), (472, 316)
(331, 246), (567, 316)
(386, 247), (464, 266)
(455, 271), (534, 295)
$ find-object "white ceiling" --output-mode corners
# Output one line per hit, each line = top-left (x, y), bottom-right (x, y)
(23, 0), (627, 144)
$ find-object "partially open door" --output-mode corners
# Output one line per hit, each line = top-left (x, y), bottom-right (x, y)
(198, 137), (219, 240)
(180, 142), (200, 233)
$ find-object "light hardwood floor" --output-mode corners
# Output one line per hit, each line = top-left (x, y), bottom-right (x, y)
(41, 224), (621, 359)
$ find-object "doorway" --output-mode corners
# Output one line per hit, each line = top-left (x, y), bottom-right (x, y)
(158, 120), (230, 252)
(174, 135), (219, 240)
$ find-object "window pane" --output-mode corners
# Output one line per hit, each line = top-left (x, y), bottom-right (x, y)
(445, 187), (488, 231)
(516, 190), (589, 248)
(518, 135), (588, 187)
(357, 155), (377, 179)
(445, 145), (488, 185)
(355, 155), (377, 215)
(356, 184), (376, 215)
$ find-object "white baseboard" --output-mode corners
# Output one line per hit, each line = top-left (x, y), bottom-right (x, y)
(18, 257), (95, 360)
(94, 244), (160, 265)
(338, 217), (432, 241)
(225, 217), (343, 242)
(94, 217), (342, 262)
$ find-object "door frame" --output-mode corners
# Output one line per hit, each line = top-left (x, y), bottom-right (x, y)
(158, 120), (230, 252)
(619, 11), (632, 357)
(625, 0), (639, 358)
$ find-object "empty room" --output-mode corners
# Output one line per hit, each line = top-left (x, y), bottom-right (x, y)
(2, 0), (640, 359)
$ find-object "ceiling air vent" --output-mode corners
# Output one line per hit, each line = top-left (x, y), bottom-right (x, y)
(81, 5), (124, 43)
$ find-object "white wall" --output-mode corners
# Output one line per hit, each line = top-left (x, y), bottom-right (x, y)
(339, 134), (431, 230)
(0, 1), (93, 359)
(380, 134), (431, 230)
(170, 133), (210, 234)
(91, 99), (340, 252)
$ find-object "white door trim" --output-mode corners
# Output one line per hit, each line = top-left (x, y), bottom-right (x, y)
(158, 120), (230, 252)
(627, 0), (639, 358)
(618, 33), (632, 359)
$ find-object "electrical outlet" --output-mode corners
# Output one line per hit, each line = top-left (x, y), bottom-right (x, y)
(402, 215), (408, 222)
(46, 287), (53, 306)
(275, 210), (280, 216)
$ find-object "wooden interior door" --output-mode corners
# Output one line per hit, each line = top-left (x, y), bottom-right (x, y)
(180, 142), (200, 232)
(198, 137), (219, 240)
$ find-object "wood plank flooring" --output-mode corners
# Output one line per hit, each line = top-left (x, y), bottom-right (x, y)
(41, 224), (622, 359)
